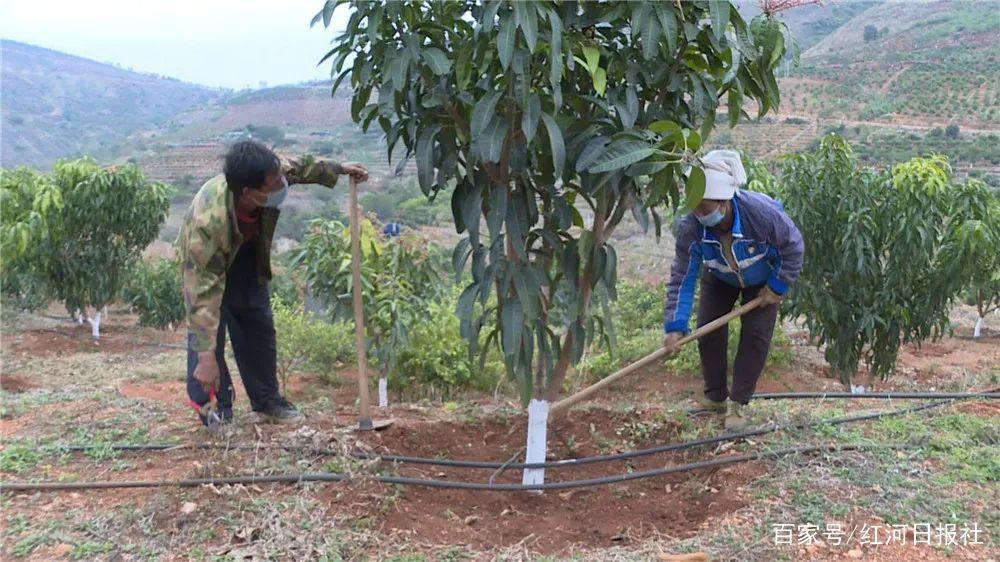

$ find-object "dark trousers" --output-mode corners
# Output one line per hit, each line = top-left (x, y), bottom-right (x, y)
(697, 273), (780, 405)
(186, 243), (280, 417)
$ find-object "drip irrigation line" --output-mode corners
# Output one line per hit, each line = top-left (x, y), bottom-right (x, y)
(376, 398), (959, 470)
(0, 443), (897, 493)
(753, 391), (999, 400)
(48, 391), (991, 471)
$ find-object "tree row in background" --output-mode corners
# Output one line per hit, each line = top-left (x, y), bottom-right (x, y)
(1, 159), (172, 338)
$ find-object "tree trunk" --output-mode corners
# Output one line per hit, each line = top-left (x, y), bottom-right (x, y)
(522, 200), (611, 486)
(973, 316), (983, 339)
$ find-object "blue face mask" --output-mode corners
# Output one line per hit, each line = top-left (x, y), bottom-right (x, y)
(696, 205), (725, 227)
(264, 175), (288, 208)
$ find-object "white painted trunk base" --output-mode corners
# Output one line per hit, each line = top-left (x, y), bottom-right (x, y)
(973, 316), (983, 338)
(378, 377), (388, 409)
(522, 399), (550, 486)
(87, 312), (102, 340)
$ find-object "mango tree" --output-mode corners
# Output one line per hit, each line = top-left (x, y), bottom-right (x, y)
(36, 159), (171, 339)
(777, 136), (992, 388)
(317, 0), (786, 482)
(959, 193), (1000, 338)
(292, 218), (444, 407)
(0, 167), (63, 310)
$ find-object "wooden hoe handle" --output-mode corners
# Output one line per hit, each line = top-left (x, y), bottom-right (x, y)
(549, 296), (765, 416)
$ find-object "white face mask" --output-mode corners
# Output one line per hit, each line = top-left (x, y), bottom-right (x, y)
(696, 206), (725, 227)
(696, 202), (726, 227)
(264, 175), (288, 208)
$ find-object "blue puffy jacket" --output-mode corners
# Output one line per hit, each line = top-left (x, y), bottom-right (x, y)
(663, 189), (804, 334)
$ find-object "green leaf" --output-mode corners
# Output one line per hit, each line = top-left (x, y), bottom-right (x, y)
(769, 30), (785, 67)
(498, 11), (516, 70)
(640, 15), (661, 61)
(501, 297), (524, 360)
(578, 231), (595, 264)
(588, 140), (657, 173)
(471, 90), (503, 136)
(480, 118), (508, 163)
(422, 47), (451, 75)
(684, 166), (707, 211)
(486, 185), (508, 238)
(728, 87), (742, 128)
(456, 47), (473, 90)
(582, 45), (600, 74)
(593, 67), (607, 96)
(548, 9), (563, 97)
(650, 120), (681, 135)
(514, 1), (538, 52)
(700, 110), (716, 146)
(540, 112), (565, 179)
(576, 136), (610, 173)
(686, 130), (702, 152)
(654, 3), (678, 55)
(415, 124), (441, 195)
(522, 93), (541, 144)
(452, 237), (472, 276)
(709, 0), (730, 41)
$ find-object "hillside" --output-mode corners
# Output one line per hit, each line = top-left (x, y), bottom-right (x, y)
(736, 0), (877, 53)
(0, 40), (225, 168)
(710, 0), (1000, 187)
(788, 0), (999, 128)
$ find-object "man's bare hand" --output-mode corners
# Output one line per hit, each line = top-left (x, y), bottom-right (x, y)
(663, 332), (683, 352)
(193, 351), (220, 394)
(760, 286), (783, 306)
(340, 162), (369, 183)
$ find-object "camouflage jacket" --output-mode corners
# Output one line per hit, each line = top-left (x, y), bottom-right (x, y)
(178, 155), (342, 352)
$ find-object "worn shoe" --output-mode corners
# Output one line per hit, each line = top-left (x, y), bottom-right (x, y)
(257, 397), (304, 424)
(689, 395), (727, 413)
(724, 400), (749, 431)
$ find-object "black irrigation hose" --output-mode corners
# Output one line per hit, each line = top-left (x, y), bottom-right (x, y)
(49, 392), (991, 470)
(754, 391), (999, 400)
(0, 443), (894, 493)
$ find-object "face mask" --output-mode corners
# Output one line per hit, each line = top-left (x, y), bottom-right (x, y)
(264, 175), (288, 208)
(696, 205), (725, 227)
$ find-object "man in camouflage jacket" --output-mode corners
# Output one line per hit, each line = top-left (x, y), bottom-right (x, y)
(178, 140), (368, 424)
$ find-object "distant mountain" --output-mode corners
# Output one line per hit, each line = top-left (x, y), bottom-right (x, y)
(736, 0), (877, 54)
(1, 40), (225, 168)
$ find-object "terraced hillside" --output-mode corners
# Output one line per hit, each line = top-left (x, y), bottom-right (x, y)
(793, 0), (999, 128)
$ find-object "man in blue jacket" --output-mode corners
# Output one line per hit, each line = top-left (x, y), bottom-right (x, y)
(663, 150), (804, 430)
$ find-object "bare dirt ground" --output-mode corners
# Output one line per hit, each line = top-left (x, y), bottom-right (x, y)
(1, 304), (997, 560)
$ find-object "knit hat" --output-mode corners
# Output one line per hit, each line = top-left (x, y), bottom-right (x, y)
(701, 150), (747, 200)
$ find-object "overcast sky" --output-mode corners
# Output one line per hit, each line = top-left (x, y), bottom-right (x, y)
(1, 0), (352, 89)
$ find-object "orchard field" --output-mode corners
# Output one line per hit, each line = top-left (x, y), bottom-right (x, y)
(1, 288), (998, 560)
(2, 1), (1000, 561)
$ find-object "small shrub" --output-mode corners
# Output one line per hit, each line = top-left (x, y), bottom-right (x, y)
(122, 258), (185, 328)
(273, 298), (354, 391)
(396, 292), (503, 395)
